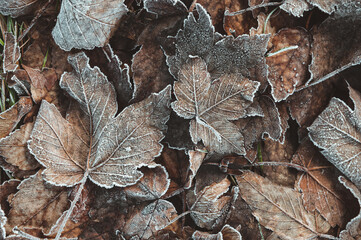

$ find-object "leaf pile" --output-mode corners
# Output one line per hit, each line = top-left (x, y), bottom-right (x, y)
(1, 0), (361, 239)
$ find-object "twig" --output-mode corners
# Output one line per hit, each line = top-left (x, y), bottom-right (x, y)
(18, 0), (54, 42)
(225, 2), (282, 17)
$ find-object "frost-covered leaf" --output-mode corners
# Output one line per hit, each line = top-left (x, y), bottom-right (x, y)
(307, 0), (341, 14)
(6, 172), (69, 235)
(280, 0), (312, 17)
(267, 28), (311, 101)
(192, 225), (242, 240)
(52, 0), (128, 51)
(236, 171), (332, 240)
(0, 97), (33, 139)
(0, 122), (39, 171)
(187, 177), (236, 230)
(29, 52), (171, 188)
(144, 0), (187, 16)
(0, 0), (40, 17)
(338, 176), (361, 240)
(172, 57), (259, 154)
(308, 86), (361, 188)
(308, 2), (361, 86)
(184, 150), (206, 189)
(292, 140), (346, 227)
(167, 4), (270, 90)
(122, 200), (179, 239)
(3, 32), (20, 73)
(0, 206), (5, 240)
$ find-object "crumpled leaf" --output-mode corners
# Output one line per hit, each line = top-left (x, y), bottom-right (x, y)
(3, 32), (20, 73)
(144, 0), (187, 16)
(187, 177), (237, 230)
(29, 52), (171, 188)
(0, 0), (39, 17)
(0, 97), (33, 139)
(308, 2), (361, 86)
(280, 0), (312, 17)
(0, 122), (39, 171)
(184, 149), (206, 189)
(308, 86), (361, 188)
(52, 0), (128, 51)
(266, 28), (311, 101)
(192, 225), (242, 240)
(167, 4), (270, 90)
(122, 199), (179, 239)
(172, 57), (259, 154)
(236, 171), (331, 240)
(338, 176), (361, 240)
(6, 172), (69, 235)
(292, 140), (346, 227)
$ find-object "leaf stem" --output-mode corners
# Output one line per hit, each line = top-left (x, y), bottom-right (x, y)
(54, 175), (87, 240)
(266, 45), (298, 57)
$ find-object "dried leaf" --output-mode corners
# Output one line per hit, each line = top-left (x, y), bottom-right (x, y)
(224, 0), (255, 36)
(144, 0), (187, 16)
(172, 57), (259, 154)
(0, 122), (39, 171)
(0, 0), (39, 17)
(167, 4), (270, 90)
(6, 172), (69, 235)
(0, 97), (33, 139)
(307, 0), (342, 14)
(267, 28), (311, 101)
(122, 200), (179, 239)
(192, 225), (242, 240)
(196, 0), (226, 26)
(292, 140), (346, 227)
(308, 86), (361, 188)
(52, 0), (128, 51)
(29, 52), (171, 188)
(308, 2), (361, 86)
(236, 171), (331, 240)
(338, 176), (361, 240)
(3, 32), (20, 73)
(184, 150), (206, 189)
(280, 0), (312, 17)
(187, 177), (235, 230)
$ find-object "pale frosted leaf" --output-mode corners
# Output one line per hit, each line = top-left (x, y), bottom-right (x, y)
(122, 200), (179, 239)
(184, 150), (206, 189)
(0, 122), (39, 171)
(29, 101), (88, 187)
(307, 0), (342, 14)
(308, 87), (361, 188)
(144, 0), (187, 16)
(280, 0), (312, 17)
(0, 0), (39, 17)
(192, 225), (242, 240)
(167, 4), (270, 89)
(339, 176), (361, 240)
(237, 172), (331, 240)
(7, 172), (69, 235)
(0, 97), (33, 139)
(187, 177), (233, 230)
(172, 57), (259, 154)
(52, 0), (128, 51)
(1, 207), (5, 240)
(3, 32), (20, 73)
(308, 2), (361, 86)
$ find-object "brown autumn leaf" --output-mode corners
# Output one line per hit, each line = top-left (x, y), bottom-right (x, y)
(52, 0), (128, 51)
(172, 56), (259, 155)
(196, 0), (226, 26)
(192, 225), (242, 240)
(3, 32), (20, 73)
(0, 97), (33, 139)
(307, 2), (361, 87)
(292, 140), (346, 227)
(187, 177), (237, 230)
(121, 199), (179, 239)
(184, 149), (206, 189)
(308, 86), (361, 188)
(236, 171), (332, 239)
(338, 176), (361, 240)
(0, 180), (20, 218)
(223, 0), (256, 36)
(0, 122), (39, 172)
(0, 0), (40, 17)
(266, 28), (311, 101)
(6, 171), (69, 235)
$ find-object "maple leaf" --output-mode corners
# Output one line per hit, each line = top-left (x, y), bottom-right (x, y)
(0, 0), (39, 18)
(237, 171), (333, 240)
(308, 86), (361, 188)
(172, 57), (259, 154)
(52, 0), (128, 51)
(27, 52), (171, 238)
